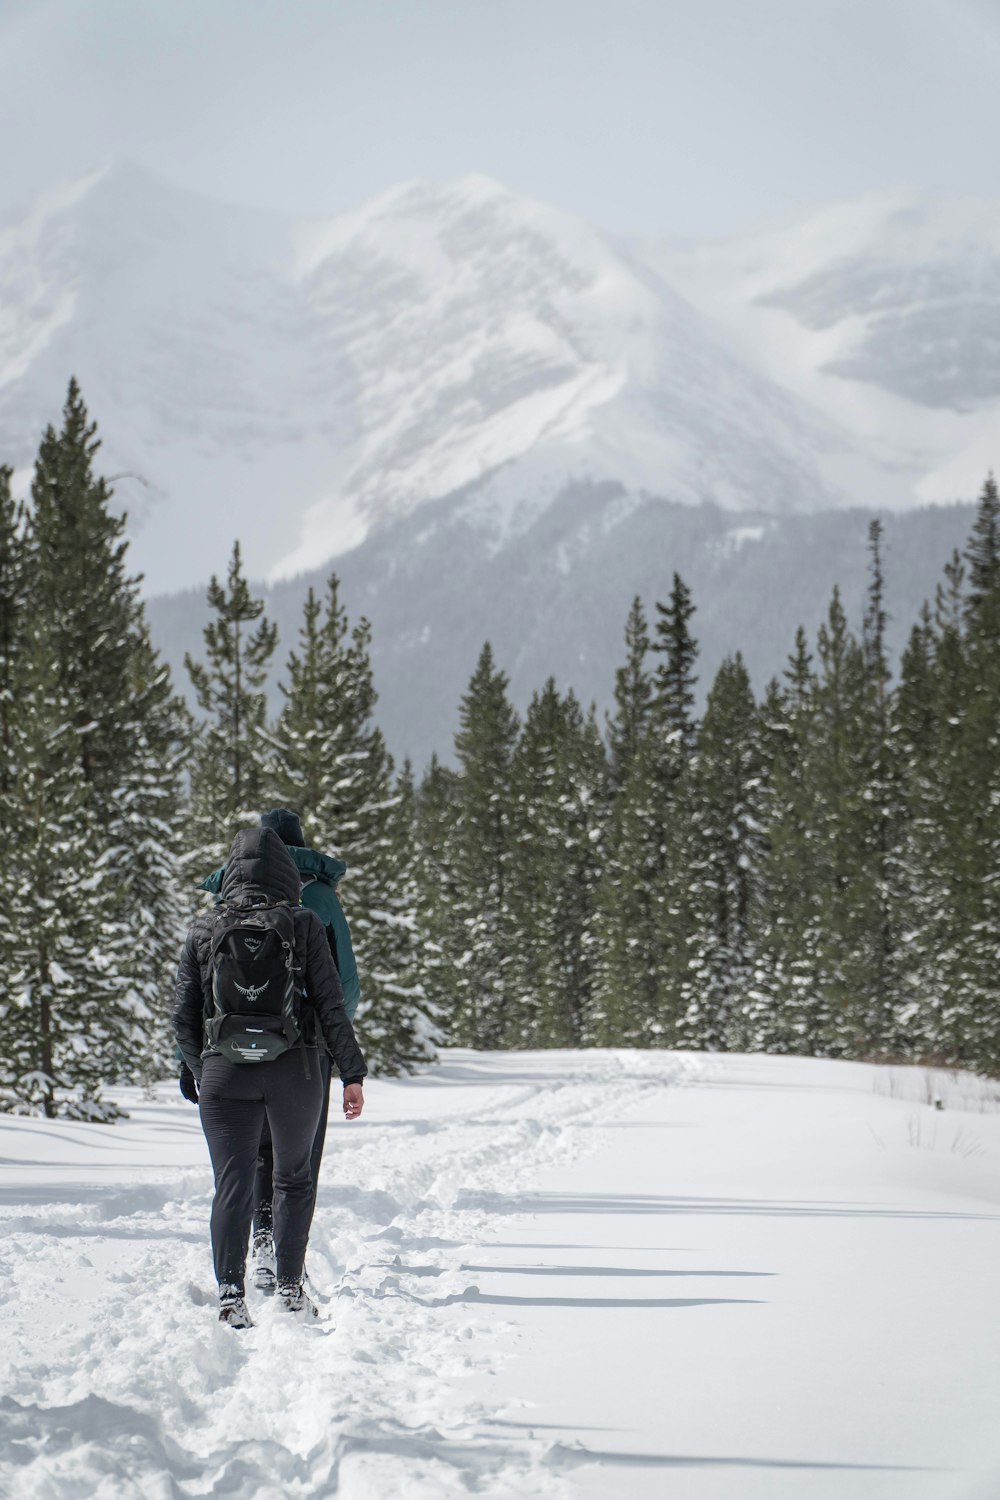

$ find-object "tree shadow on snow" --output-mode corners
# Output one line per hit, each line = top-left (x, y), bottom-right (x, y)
(453, 1189), (1000, 1222)
(402, 1287), (764, 1310)
(459, 1264), (773, 1279)
(542, 1442), (946, 1474)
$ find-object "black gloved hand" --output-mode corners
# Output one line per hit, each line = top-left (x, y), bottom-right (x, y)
(179, 1065), (199, 1104)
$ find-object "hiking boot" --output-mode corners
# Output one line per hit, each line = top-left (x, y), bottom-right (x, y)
(219, 1285), (253, 1330)
(252, 1231), (276, 1294)
(278, 1279), (319, 1318)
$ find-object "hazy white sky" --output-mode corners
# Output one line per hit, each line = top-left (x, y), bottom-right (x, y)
(3, 0), (1000, 235)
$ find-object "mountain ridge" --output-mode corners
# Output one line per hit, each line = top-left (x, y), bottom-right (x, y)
(147, 490), (979, 770)
(0, 161), (916, 594)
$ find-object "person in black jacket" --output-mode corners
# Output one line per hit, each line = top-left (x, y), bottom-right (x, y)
(173, 827), (366, 1328)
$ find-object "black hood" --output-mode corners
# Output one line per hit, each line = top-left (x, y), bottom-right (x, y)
(220, 827), (301, 907)
(260, 807), (305, 847)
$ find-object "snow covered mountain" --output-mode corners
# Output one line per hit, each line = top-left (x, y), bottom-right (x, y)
(1, 163), (897, 594)
(637, 189), (1000, 504)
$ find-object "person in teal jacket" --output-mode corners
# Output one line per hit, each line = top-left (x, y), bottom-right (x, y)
(186, 807), (362, 1293)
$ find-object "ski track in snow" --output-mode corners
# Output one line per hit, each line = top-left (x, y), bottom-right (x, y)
(0, 1050), (692, 1499)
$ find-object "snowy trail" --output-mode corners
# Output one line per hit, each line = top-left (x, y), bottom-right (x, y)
(3, 1050), (1000, 1499)
(0, 1050), (688, 1498)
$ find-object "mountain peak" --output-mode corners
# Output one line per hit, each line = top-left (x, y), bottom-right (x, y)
(3, 168), (986, 596)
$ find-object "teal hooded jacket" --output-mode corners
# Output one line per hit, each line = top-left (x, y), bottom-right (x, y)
(200, 846), (361, 1019)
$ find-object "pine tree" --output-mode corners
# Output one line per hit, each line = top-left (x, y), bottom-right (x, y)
(887, 552), (971, 1068)
(935, 549), (965, 634)
(650, 573), (701, 1038)
(591, 728), (669, 1047)
(1, 612), (128, 1118)
(6, 384), (189, 1102)
(0, 467), (26, 1061)
(268, 576), (433, 1071)
(449, 643), (519, 1048)
(414, 754), (462, 1037)
(796, 589), (884, 1054)
(592, 599), (656, 1046)
(607, 596), (652, 788)
(917, 589), (971, 1061)
(354, 761), (437, 1071)
(0, 466), (22, 809)
(955, 477), (1000, 1066)
(185, 540), (277, 875)
(754, 628), (827, 1052)
(268, 576), (378, 851)
(29, 381), (138, 794)
(893, 603), (944, 1056)
(653, 573), (698, 753)
(505, 684), (607, 1048)
(593, 579), (700, 1049)
(682, 654), (763, 1050)
(103, 627), (190, 1076)
(964, 472), (1000, 625)
(890, 481), (1000, 1071)
(861, 520), (899, 1052)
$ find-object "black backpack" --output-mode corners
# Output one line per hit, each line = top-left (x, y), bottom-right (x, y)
(205, 903), (302, 1064)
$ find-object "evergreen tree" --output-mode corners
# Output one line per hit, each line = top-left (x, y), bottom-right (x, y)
(682, 654), (764, 1050)
(268, 576), (433, 1071)
(893, 603), (946, 1056)
(29, 381), (137, 794)
(591, 727), (669, 1047)
(593, 580), (700, 1048)
(789, 590), (884, 1054)
(268, 576), (378, 852)
(353, 760), (437, 1072)
(185, 540), (277, 874)
(953, 477), (1000, 1065)
(917, 588), (971, 1061)
(0, 466), (22, 810)
(104, 628), (189, 1075)
(505, 684), (607, 1048)
(0, 467), (26, 1062)
(650, 573), (701, 1038)
(1, 612), (128, 1117)
(414, 754), (462, 1037)
(964, 472), (1000, 625)
(607, 596), (652, 788)
(861, 519), (899, 1052)
(4, 384), (189, 1104)
(935, 549), (965, 634)
(892, 482), (1000, 1070)
(653, 573), (698, 752)
(754, 628), (827, 1052)
(449, 643), (519, 1047)
(592, 599), (656, 1046)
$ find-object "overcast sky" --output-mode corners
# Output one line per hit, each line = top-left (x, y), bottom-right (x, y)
(3, 0), (1000, 236)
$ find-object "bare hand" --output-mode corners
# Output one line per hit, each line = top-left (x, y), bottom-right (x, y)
(343, 1084), (364, 1120)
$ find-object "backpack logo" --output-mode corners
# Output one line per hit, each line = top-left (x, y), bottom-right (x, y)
(234, 978), (271, 1004)
(207, 904), (301, 1065)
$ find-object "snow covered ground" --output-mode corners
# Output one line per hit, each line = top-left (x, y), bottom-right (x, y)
(2, 1049), (1000, 1499)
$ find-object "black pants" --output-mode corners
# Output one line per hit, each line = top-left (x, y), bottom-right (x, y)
(199, 1048), (323, 1293)
(253, 1051), (332, 1236)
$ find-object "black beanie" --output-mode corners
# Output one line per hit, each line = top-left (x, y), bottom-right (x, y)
(260, 808), (305, 847)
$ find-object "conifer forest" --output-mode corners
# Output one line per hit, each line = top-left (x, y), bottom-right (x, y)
(1, 383), (998, 1117)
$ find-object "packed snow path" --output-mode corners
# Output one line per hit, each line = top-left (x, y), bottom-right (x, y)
(2, 1050), (1000, 1499)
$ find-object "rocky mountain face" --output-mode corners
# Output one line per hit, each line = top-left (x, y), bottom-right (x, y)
(147, 491), (978, 770)
(3, 163), (901, 595)
(3, 167), (995, 762)
(638, 189), (1000, 502)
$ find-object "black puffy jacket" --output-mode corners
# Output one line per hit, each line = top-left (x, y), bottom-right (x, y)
(172, 828), (367, 1085)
